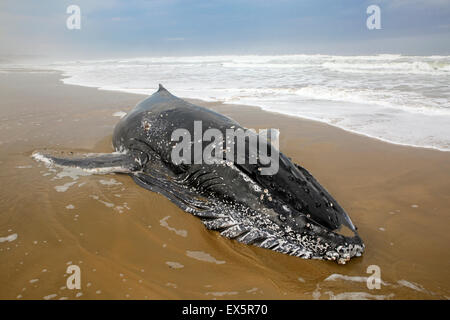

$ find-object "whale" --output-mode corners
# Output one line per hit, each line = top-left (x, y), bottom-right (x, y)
(33, 85), (364, 264)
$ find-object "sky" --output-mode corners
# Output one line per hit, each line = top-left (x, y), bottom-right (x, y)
(1, 0), (450, 60)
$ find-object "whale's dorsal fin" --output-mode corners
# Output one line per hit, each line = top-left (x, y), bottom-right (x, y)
(158, 84), (167, 92)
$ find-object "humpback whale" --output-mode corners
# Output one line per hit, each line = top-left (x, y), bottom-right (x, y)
(33, 85), (364, 264)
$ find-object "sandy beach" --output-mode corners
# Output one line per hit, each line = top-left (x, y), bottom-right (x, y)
(0, 70), (449, 300)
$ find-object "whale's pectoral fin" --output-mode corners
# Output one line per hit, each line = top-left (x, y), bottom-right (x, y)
(131, 171), (215, 213)
(32, 151), (140, 174)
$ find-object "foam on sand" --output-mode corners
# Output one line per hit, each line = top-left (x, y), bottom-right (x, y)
(186, 250), (225, 264)
(325, 291), (395, 300)
(159, 216), (188, 237)
(397, 280), (428, 294)
(324, 273), (390, 286)
(0, 233), (18, 243)
(165, 261), (184, 269)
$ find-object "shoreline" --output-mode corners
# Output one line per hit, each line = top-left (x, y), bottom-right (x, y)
(2, 65), (446, 153)
(58, 75), (449, 154)
(191, 98), (450, 154)
(0, 70), (449, 300)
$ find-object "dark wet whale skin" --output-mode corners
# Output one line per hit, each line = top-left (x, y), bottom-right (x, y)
(111, 85), (364, 264)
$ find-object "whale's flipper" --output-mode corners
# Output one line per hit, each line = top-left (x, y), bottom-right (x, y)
(32, 151), (139, 174)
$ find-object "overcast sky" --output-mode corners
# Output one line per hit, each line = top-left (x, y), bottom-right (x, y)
(1, 0), (450, 60)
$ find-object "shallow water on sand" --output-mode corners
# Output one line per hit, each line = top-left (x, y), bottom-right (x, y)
(0, 71), (449, 300)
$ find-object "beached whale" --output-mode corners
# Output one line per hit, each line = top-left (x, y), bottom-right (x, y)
(33, 85), (364, 264)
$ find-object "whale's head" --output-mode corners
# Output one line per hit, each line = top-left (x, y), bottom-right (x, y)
(176, 151), (365, 264)
(130, 135), (365, 264)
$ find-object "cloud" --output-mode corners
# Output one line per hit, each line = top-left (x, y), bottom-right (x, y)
(1, 0), (449, 58)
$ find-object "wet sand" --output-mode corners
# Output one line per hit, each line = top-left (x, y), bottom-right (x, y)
(0, 70), (449, 300)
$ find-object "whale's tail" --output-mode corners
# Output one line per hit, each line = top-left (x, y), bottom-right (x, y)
(32, 151), (139, 174)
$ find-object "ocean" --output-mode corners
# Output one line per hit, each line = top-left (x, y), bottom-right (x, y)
(44, 54), (450, 151)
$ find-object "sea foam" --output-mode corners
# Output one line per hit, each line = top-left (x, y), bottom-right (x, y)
(34, 54), (450, 151)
